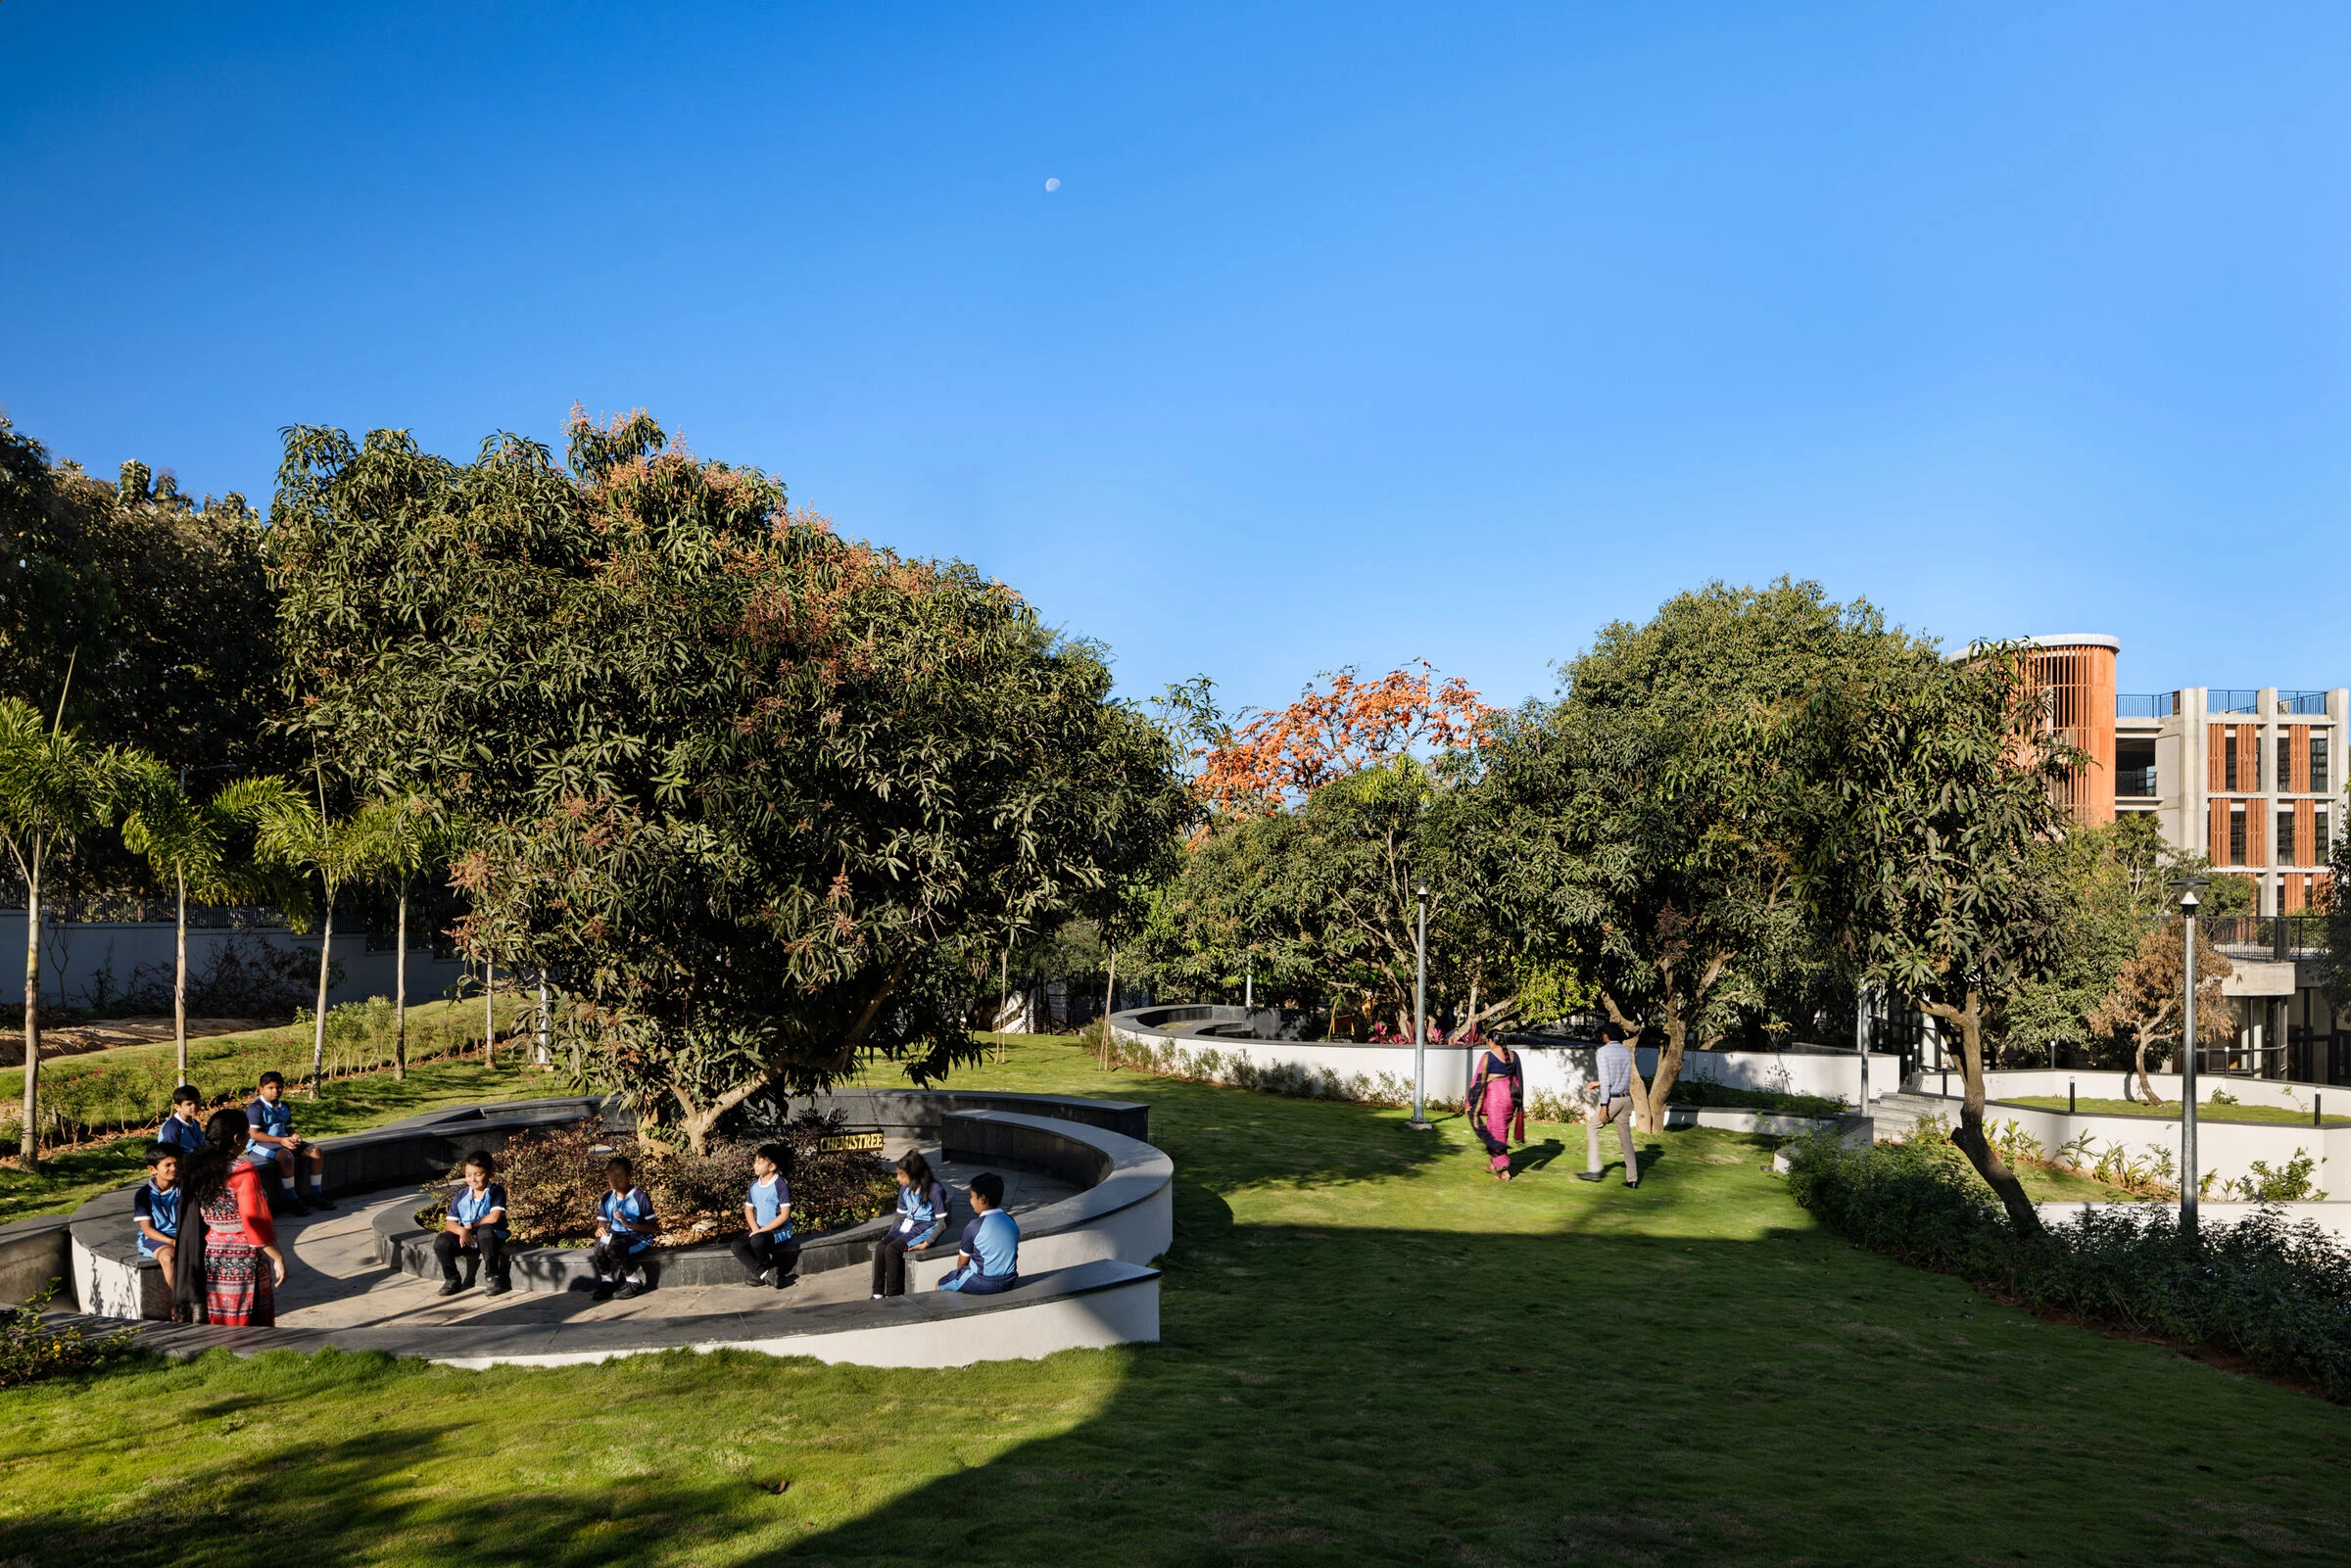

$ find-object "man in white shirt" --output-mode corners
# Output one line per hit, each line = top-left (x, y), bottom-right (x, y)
(1577, 1022), (1640, 1187)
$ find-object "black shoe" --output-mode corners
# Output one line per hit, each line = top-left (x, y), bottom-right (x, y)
(437, 1278), (465, 1297)
(744, 1271), (769, 1288)
(591, 1282), (615, 1302)
(775, 1271), (797, 1290)
(308, 1194), (337, 1212)
(463, 1268), (479, 1291)
(614, 1280), (644, 1301)
(484, 1278), (510, 1297)
(1575, 1172), (1604, 1183)
(284, 1199), (312, 1216)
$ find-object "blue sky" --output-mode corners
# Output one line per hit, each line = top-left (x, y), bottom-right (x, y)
(4, 3), (2346, 715)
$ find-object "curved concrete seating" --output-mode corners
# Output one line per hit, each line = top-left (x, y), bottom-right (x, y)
(60, 1087), (1173, 1370)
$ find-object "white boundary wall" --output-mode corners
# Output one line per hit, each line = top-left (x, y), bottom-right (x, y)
(0, 915), (469, 1012)
(1108, 1011), (1900, 1110)
(1960, 1098), (2350, 1197)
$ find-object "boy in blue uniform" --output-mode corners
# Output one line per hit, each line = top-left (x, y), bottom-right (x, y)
(434, 1150), (511, 1297)
(132, 1142), (185, 1291)
(936, 1171), (1020, 1295)
(156, 1085), (206, 1159)
(591, 1155), (658, 1302)
(729, 1142), (798, 1288)
(247, 1071), (334, 1213)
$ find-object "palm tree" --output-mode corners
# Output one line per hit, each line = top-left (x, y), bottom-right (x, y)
(218, 774), (393, 1093)
(0, 696), (133, 1170)
(368, 792), (448, 1081)
(118, 763), (237, 1084)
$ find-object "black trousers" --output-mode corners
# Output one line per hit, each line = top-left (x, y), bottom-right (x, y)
(434, 1228), (507, 1284)
(730, 1229), (800, 1281)
(872, 1233), (919, 1296)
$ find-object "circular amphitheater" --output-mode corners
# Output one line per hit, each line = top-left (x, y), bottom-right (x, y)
(54, 1089), (1171, 1370)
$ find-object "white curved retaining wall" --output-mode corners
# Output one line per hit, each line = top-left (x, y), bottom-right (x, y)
(1970, 1101), (2351, 1198)
(1967, 1067), (2336, 1114)
(1109, 1009), (1899, 1109)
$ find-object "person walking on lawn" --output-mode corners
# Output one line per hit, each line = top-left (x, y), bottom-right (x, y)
(1578, 1022), (1640, 1187)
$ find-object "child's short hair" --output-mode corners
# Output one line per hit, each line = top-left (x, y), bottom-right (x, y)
(753, 1141), (789, 1171)
(145, 1142), (180, 1168)
(258, 1070), (284, 1090)
(463, 1149), (496, 1174)
(171, 1084), (201, 1108)
(970, 1172), (1005, 1208)
(605, 1155), (634, 1176)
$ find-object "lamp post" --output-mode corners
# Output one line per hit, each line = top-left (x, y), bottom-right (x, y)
(1244, 947), (1254, 1011)
(1409, 881), (1432, 1130)
(2172, 876), (2209, 1239)
(1853, 981), (1872, 1116)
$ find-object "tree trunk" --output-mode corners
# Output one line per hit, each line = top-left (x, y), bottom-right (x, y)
(19, 848), (42, 1171)
(393, 886), (408, 1081)
(173, 871), (188, 1086)
(2133, 1029), (2160, 1107)
(310, 891), (335, 1094)
(1631, 1014), (1691, 1135)
(1099, 945), (1119, 1070)
(484, 958), (496, 1065)
(1936, 989), (2045, 1237)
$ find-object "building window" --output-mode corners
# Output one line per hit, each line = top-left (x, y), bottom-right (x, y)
(2279, 736), (2293, 791)
(2280, 809), (2298, 867)
(2230, 805), (2246, 865)
(2317, 742), (2331, 795)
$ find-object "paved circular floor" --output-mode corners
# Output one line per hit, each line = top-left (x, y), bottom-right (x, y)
(269, 1146), (1080, 1333)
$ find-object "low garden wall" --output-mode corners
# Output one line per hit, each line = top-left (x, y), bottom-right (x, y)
(1109, 1005), (1900, 1113)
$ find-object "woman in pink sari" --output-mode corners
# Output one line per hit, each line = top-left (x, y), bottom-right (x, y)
(1464, 1040), (1525, 1181)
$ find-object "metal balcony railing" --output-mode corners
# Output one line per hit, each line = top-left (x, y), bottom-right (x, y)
(2281, 690), (2329, 715)
(2116, 693), (2177, 718)
(2200, 913), (2329, 957)
(2211, 689), (2261, 715)
(2115, 766), (2157, 797)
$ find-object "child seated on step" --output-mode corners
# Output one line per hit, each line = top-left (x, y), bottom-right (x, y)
(730, 1142), (799, 1288)
(870, 1151), (951, 1299)
(434, 1150), (511, 1298)
(247, 1070), (333, 1213)
(936, 1171), (1020, 1296)
(133, 1142), (185, 1290)
(157, 1085), (206, 1159)
(591, 1155), (658, 1302)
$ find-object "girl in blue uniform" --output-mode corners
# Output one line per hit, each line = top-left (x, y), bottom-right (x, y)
(592, 1156), (659, 1301)
(871, 1151), (951, 1299)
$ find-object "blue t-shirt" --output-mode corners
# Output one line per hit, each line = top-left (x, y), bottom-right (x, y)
(156, 1114), (205, 1158)
(600, 1185), (655, 1253)
(451, 1182), (508, 1238)
(245, 1097), (293, 1163)
(747, 1174), (792, 1238)
(132, 1182), (182, 1257)
(960, 1208), (1019, 1279)
(893, 1180), (946, 1242)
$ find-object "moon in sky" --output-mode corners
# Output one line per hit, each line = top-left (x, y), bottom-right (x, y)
(1044, 177), (1061, 192)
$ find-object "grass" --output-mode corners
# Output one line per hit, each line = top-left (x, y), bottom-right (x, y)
(2003, 1094), (2351, 1126)
(0, 1053), (560, 1228)
(3, 1033), (2348, 1566)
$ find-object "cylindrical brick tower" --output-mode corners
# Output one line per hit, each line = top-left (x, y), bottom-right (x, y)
(2022, 634), (2120, 827)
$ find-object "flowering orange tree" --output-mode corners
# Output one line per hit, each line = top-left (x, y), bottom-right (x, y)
(1192, 662), (1493, 814)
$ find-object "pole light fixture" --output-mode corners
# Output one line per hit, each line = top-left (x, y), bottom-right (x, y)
(1409, 881), (1432, 1130)
(2171, 875), (2209, 1240)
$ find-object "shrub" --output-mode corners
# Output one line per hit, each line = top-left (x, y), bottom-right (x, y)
(434, 1113), (898, 1249)
(0, 1284), (142, 1389)
(1782, 1133), (2351, 1402)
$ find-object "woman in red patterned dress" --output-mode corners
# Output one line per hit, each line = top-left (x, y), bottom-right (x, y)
(170, 1108), (288, 1325)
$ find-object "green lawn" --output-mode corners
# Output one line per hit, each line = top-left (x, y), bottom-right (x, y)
(2003, 1094), (2351, 1126)
(0, 1054), (560, 1227)
(4, 1034), (2347, 1566)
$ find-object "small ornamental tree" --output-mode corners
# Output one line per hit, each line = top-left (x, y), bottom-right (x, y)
(1790, 641), (2073, 1235)
(1193, 663), (1491, 814)
(270, 411), (1185, 1152)
(2086, 919), (2234, 1105)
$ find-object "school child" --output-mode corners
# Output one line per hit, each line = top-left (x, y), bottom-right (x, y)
(157, 1086), (206, 1159)
(591, 1155), (658, 1301)
(246, 1070), (333, 1213)
(434, 1150), (511, 1297)
(936, 1171), (1020, 1296)
(132, 1142), (185, 1290)
(729, 1142), (799, 1288)
(870, 1150), (951, 1299)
